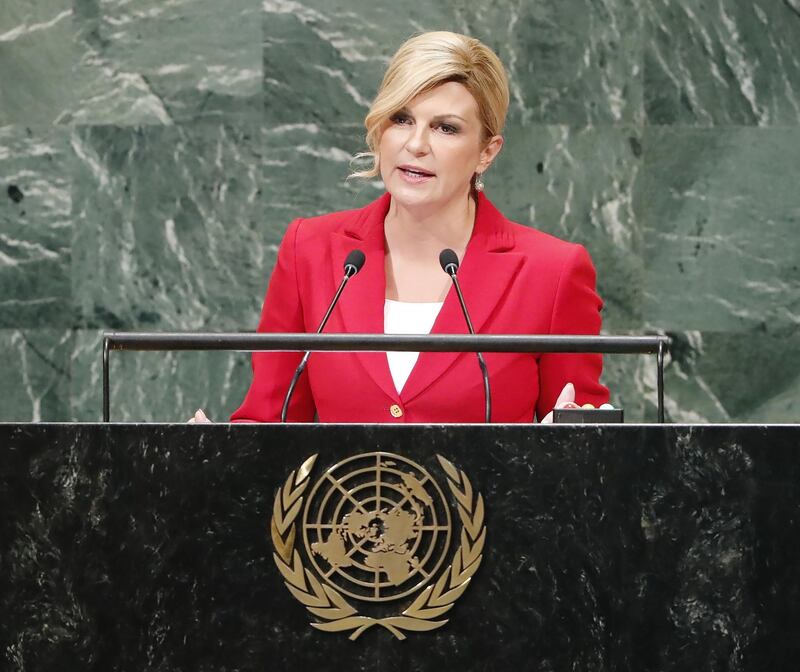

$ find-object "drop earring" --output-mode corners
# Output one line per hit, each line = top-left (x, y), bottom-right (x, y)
(474, 172), (485, 192)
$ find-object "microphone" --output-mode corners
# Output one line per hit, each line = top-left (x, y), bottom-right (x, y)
(281, 249), (365, 422)
(439, 249), (491, 423)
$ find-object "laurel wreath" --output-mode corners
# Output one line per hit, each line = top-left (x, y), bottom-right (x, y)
(270, 453), (485, 640)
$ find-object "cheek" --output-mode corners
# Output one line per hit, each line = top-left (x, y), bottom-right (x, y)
(440, 141), (481, 178)
(379, 128), (402, 153)
(378, 131), (400, 169)
(377, 140), (391, 178)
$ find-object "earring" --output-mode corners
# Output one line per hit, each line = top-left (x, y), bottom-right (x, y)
(475, 172), (485, 192)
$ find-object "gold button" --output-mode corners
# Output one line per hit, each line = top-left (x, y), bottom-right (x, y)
(389, 404), (403, 418)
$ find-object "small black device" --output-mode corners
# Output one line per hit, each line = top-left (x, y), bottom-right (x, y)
(552, 408), (624, 423)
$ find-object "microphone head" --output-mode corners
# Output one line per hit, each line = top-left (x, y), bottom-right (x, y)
(439, 248), (460, 275)
(343, 249), (366, 277)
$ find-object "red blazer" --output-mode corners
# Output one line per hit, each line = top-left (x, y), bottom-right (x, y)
(231, 193), (608, 423)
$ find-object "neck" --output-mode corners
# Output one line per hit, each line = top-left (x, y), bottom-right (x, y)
(384, 190), (477, 252)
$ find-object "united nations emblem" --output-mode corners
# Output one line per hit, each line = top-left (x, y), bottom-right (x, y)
(270, 452), (485, 640)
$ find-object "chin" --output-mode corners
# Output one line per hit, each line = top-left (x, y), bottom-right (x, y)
(391, 194), (441, 212)
(387, 183), (440, 209)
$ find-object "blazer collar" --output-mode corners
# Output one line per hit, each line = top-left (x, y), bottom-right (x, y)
(330, 192), (524, 405)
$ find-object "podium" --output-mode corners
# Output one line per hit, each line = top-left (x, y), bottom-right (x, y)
(2, 422), (799, 671)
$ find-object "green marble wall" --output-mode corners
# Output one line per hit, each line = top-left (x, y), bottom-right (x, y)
(1, 0), (798, 422)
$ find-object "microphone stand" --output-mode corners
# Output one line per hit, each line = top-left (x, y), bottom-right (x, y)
(441, 252), (492, 424)
(281, 252), (364, 422)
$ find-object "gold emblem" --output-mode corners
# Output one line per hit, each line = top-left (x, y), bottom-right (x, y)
(270, 452), (486, 640)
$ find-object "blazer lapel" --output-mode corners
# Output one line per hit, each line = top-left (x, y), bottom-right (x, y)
(400, 195), (525, 404)
(326, 192), (525, 406)
(329, 193), (400, 401)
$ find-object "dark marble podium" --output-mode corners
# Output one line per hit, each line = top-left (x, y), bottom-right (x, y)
(2, 423), (799, 671)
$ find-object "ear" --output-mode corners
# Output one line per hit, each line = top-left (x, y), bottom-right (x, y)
(477, 135), (504, 173)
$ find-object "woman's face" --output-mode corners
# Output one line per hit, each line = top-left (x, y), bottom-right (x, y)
(378, 81), (502, 211)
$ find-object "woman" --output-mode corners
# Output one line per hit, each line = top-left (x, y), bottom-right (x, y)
(194, 31), (608, 424)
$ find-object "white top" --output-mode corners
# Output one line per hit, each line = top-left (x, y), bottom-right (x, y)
(384, 299), (444, 393)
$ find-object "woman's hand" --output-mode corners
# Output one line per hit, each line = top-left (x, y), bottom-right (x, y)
(540, 382), (592, 423)
(187, 409), (212, 423)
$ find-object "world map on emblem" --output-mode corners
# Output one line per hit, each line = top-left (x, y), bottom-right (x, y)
(302, 452), (452, 602)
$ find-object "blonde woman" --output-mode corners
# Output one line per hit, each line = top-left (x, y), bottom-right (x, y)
(221, 31), (608, 423)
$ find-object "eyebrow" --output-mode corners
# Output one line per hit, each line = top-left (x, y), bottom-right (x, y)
(395, 108), (468, 123)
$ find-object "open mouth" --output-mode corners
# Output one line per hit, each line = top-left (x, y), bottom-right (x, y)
(398, 166), (435, 179)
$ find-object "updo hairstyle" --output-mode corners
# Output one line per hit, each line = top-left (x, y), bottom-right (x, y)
(352, 31), (510, 179)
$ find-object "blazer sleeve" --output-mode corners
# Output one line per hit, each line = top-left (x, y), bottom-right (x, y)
(230, 218), (316, 422)
(535, 243), (610, 421)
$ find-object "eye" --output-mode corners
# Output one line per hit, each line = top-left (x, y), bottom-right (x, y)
(438, 123), (459, 135)
(390, 112), (412, 125)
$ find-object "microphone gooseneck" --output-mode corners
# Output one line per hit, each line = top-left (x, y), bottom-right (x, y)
(281, 249), (365, 422)
(439, 248), (492, 423)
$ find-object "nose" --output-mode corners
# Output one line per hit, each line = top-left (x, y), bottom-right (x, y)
(404, 124), (430, 156)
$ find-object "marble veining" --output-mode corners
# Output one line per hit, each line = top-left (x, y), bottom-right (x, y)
(2, 424), (800, 669)
(640, 127), (800, 332)
(0, 126), (71, 327)
(67, 0), (263, 125)
(644, 0), (800, 125)
(1, 0), (799, 422)
(0, 0), (75, 126)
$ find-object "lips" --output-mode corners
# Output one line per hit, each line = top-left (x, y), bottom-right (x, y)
(398, 165), (435, 178)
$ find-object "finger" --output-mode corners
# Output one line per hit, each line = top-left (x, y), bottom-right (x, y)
(540, 410), (554, 424)
(194, 409), (207, 422)
(581, 403), (596, 409)
(554, 382), (575, 408)
(187, 417), (195, 424)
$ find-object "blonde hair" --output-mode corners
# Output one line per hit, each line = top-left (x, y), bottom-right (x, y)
(351, 31), (510, 179)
